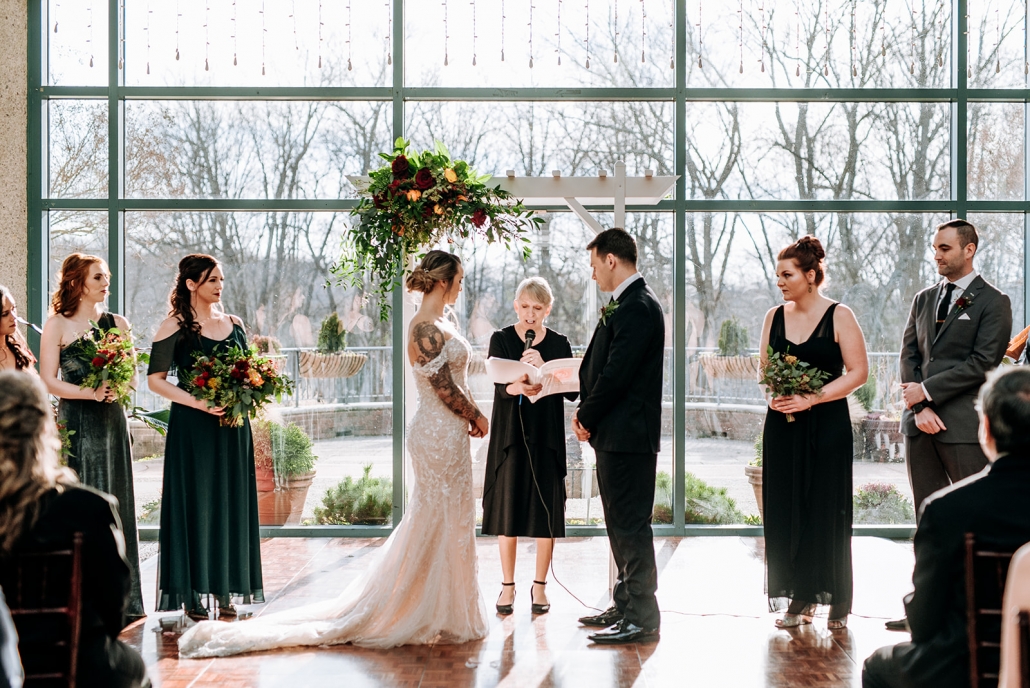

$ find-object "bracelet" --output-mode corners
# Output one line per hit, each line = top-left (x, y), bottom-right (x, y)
(91, 388), (100, 402)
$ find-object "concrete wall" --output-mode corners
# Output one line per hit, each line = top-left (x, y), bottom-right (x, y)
(0, 0), (27, 309)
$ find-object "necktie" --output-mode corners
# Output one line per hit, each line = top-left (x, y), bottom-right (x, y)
(935, 282), (956, 335)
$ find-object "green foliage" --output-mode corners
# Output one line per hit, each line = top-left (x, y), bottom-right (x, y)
(743, 513), (762, 525)
(652, 471), (746, 524)
(717, 318), (750, 357)
(751, 433), (763, 467)
(853, 374), (877, 412)
(139, 497), (161, 525)
(268, 421), (318, 478)
(316, 313), (347, 353)
(313, 465), (392, 525)
(853, 483), (915, 524)
(251, 334), (282, 355)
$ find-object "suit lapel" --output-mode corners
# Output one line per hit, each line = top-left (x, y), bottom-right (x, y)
(933, 275), (985, 345)
(922, 283), (941, 354)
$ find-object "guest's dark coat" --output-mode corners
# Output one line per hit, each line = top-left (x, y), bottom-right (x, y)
(885, 453), (1030, 687)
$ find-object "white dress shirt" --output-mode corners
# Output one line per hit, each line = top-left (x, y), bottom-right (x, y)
(610, 272), (643, 302)
(922, 270), (978, 402)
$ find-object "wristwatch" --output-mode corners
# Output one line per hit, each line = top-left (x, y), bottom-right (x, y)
(912, 402), (927, 414)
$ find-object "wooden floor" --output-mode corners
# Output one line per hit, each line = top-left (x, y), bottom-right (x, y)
(122, 536), (916, 687)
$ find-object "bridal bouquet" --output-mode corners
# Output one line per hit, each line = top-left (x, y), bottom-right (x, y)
(74, 324), (149, 408)
(186, 345), (294, 427)
(759, 346), (831, 422)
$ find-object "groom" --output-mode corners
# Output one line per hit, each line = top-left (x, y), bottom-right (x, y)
(572, 228), (665, 644)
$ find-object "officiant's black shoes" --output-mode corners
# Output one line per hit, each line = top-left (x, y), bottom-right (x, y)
(496, 582), (515, 616)
(885, 617), (909, 632)
(588, 620), (660, 645)
(578, 605), (624, 627)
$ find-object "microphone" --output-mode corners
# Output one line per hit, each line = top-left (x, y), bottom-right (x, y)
(524, 329), (536, 352)
(16, 316), (42, 335)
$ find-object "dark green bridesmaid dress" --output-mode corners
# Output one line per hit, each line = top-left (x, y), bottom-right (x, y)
(147, 322), (264, 612)
(58, 312), (145, 620)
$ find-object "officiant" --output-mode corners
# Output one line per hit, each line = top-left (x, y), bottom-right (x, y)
(482, 277), (577, 617)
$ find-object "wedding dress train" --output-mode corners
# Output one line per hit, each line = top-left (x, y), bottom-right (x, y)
(178, 335), (489, 657)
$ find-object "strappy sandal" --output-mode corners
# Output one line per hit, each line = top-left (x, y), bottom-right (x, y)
(774, 603), (816, 629)
(531, 580), (550, 614)
(496, 582), (515, 615)
(217, 603), (239, 619)
(185, 605), (210, 622)
(827, 616), (848, 630)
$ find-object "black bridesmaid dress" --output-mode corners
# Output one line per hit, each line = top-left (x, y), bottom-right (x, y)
(762, 303), (853, 613)
(58, 312), (145, 620)
(147, 323), (264, 612)
(481, 326), (577, 538)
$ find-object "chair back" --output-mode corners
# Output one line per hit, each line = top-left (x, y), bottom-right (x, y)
(1000, 542), (1030, 688)
(967, 533), (1020, 688)
(0, 533), (83, 688)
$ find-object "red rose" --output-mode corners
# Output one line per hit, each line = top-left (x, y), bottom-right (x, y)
(415, 168), (434, 190)
(471, 208), (488, 228)
(373, 193), (386, 209)
(201, 371), (211, 379)
(231, 369), (242, 379)
(195, 377), (207, 387)
(91, 356), (106, 367)
(422, 204), (435, 219)
(391, 155), (410, 179)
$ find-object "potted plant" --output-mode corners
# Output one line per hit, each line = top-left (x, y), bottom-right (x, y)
(254, 420), (319, 526)
(744, 433), (764, 522)
(298, 312), (368, 379)
(700, 318), (760, 380)
(313, 464), (393, 525)
(251, 334), (287, 373)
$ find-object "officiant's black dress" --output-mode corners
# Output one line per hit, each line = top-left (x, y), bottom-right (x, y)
(481, 326), (577, 538)
(763, 303), (853, 613)
(147, 323), (264, 612)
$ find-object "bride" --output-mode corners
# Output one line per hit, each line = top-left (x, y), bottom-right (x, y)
(178, 251), (490, 657)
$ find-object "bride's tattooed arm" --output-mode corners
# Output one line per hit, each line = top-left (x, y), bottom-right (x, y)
(412, 321), (484, 423)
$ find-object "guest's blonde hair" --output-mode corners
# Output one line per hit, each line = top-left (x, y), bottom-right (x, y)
(515, 277), (554, 307)
(0, 372), (76, 554)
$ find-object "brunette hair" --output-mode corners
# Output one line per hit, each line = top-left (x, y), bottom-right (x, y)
(0, 285), (34, 370)
(405, 251), (462, 294)
(50, 253), (109, 317)
(169, 254), (220, 338)
(777, 235), (826, 287)
(586, 228), (638, 266)
(978, 366), (1030, 456)
(936, 219), (979, 250)
(0, 372), (76, 554)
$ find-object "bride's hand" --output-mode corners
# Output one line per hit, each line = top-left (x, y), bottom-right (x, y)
(469, 415), (489, 438)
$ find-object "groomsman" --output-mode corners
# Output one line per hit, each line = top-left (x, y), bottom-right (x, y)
(573, 228), (665, 645)
(887, 219), (1010, 634)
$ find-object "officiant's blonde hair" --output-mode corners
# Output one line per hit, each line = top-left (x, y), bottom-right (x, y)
(515, 277), (553, 307)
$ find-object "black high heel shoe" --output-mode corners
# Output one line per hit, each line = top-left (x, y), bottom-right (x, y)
(531, 580), (550, 614)
(496, 582), (515, 615)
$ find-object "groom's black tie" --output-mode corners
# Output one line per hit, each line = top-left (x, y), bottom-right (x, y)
(935, 282), (956, 335)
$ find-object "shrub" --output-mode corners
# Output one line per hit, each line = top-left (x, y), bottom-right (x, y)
(316, 313), (347, 353)
(314, 465), (392, 525)
(751, 433), (763, 467)
(853, 483), (915, 524)
(257, 421), (318, 478)
(743, 513), (762, 525)
(853, 375), (877, 412)
(139, 497), (161, 525)
(717, 318), (749, 357)
(652, 471), (746, 524)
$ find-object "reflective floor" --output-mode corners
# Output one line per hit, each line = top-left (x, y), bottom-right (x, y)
(122, 536), (915, 687)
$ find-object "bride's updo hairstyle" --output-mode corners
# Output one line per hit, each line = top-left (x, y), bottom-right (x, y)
(777, 235), (827, 287)
(405, 250), (462, 294)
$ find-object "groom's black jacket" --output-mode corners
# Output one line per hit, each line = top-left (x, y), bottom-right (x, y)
(578, 276), (665, 454)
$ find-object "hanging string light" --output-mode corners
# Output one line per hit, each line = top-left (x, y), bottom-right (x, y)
(175, 0), (180, 61)
(205, 0), (210, 71)
(640, 0), (645, 64)
(347, 0), (353, 70)
(53, 2), (58, 33)
(795, 0), (800, 76)
(613, 0), (618, 63)
(386, 1), (392, 65)
(443, 0), (449, 66)
(881, 0), (886, 58)
(529, 0), (534, 68)
(261, 0), (266, 76)
(669, 0), (674, 68)
(232, 0), (238, 66)
(317, 0), (323, 68)
(88, 0), (94, 67)
(995, 5), (1001, 74)
(472, 0), (478, 65)
(824, 1), (830, 76)
(556, 0), (561, 65)
(850, 0), (856, 77)
(585, 0), (590, 68)
(966, 9), (971, 78)
(697, 0), (703, 69)
(759, 0), (766, 73)
(117, 0), (125, 70)
(737, 0), (743, 73)
(501, 0), (506, 61)
(290, 0), (299, 52)
(145, 0), (151, 74)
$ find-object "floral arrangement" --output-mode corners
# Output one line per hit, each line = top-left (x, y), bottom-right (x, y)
(759, 346), (831, 422)
(186, 344), (295, 427)
(334, 138), (543, 320)
(74, 323), (149, 408)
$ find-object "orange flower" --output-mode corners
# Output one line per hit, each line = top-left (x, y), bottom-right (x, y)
(434, 204), (444, 215)
(444, 168), (458, 183)
(406, 189), (421, 202)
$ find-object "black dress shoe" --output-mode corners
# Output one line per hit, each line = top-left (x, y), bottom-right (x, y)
(578, 605), (624, 627)
(496, 582), (515, 616)
(588, 620), (660, 645)
(530, 580), (550, 615)
(885, 617), (909, 632)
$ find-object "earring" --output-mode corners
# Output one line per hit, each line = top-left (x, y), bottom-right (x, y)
(808, 284), (813, 293)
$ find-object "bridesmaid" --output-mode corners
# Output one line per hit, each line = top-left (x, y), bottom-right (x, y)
(38, 254), (145, 621)
(146, 254), (263, 621)
(0, 285), (37, 373)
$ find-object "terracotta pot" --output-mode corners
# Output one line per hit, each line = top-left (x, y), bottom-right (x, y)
(255, 464), (276, 493)
(298, 351), (368, 379)
(257, 470), (317, 526)
(744, 464), (763, 523)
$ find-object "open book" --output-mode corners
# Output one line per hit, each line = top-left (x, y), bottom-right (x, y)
(484, 357), (581, 403)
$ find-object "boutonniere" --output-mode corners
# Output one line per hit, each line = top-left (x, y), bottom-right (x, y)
(955, 293), (975, 311)
(598, 300), (620, 326)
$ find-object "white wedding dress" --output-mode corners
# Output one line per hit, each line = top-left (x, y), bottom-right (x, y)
(178, 335), (489, 657)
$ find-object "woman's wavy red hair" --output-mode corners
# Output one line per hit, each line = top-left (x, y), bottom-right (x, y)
(50, 253), (109, 317)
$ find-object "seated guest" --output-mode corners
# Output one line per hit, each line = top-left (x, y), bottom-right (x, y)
(863, 365), (1030, 688)
(0, 587), (22, 688)
(0, 371), (148, 688)
(0, 286), (36, 373)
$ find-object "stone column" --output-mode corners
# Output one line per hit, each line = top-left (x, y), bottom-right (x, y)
(0, 0), (28, 309)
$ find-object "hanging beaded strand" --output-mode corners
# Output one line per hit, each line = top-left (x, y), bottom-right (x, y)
(614, 0), (619, 63)
(318, 0), (323, 68)
(53, 2), (58, 33)
(232, 0), (238, 66)
(556, 0), (561, 65)
(759, 0), (766, 73)
(443, 0), (449, 66)
(850, 0), (857, 77)
(640, 0), (645, 64)
(118, 0), (124, 70)
(501, 0), (506, 61)
(669, 0), (674, 68)
(910, 5), (917, 75)
(347, 0), (353, 70)
(697, 0), (703, 68)
(795, 0), (800, 76)
(472, 0), (478, 65)
(290, 0), (299, 52)
(205, 0), (210, 71)
(175, 0), (180, 61)
(995, 4), (1001, 74)
(145, 0), (151, 74)
(88, 0), (94, 67)
(824, 1), (830, 76)
(529, 0), (534, 68)
(261, 0), (266, 75)
(585, 0), (590, 68)
(881, 0), (886, 58)
(386, 1), (392, 65)
(737, 0), (743, 73)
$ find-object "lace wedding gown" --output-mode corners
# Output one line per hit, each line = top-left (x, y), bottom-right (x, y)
(178, 335), (489, 657)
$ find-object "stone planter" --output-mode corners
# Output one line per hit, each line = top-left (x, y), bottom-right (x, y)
(699, 354), (762, 381)
(298, 350), (368, 379)
(744, 464), (763, 523)
(257, 470), (316, 526)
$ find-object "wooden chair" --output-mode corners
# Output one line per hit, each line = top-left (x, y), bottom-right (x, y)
(1000, 541), (1030, 688)
(0, 533), (83, 688)
(967, 533), (1020, 688)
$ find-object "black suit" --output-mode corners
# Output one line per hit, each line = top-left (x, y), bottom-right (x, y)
(862, 454), (1030, 688)
(578, 276), (665, 630)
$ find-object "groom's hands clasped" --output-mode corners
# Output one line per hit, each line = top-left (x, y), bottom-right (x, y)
(571, 409), (591, 442)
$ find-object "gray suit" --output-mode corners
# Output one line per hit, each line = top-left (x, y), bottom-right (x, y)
(900, 274), (1011, 511)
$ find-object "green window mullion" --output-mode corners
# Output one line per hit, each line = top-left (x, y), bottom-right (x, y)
(390, 0), (406, 531)
(26, 0), (48, 352)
